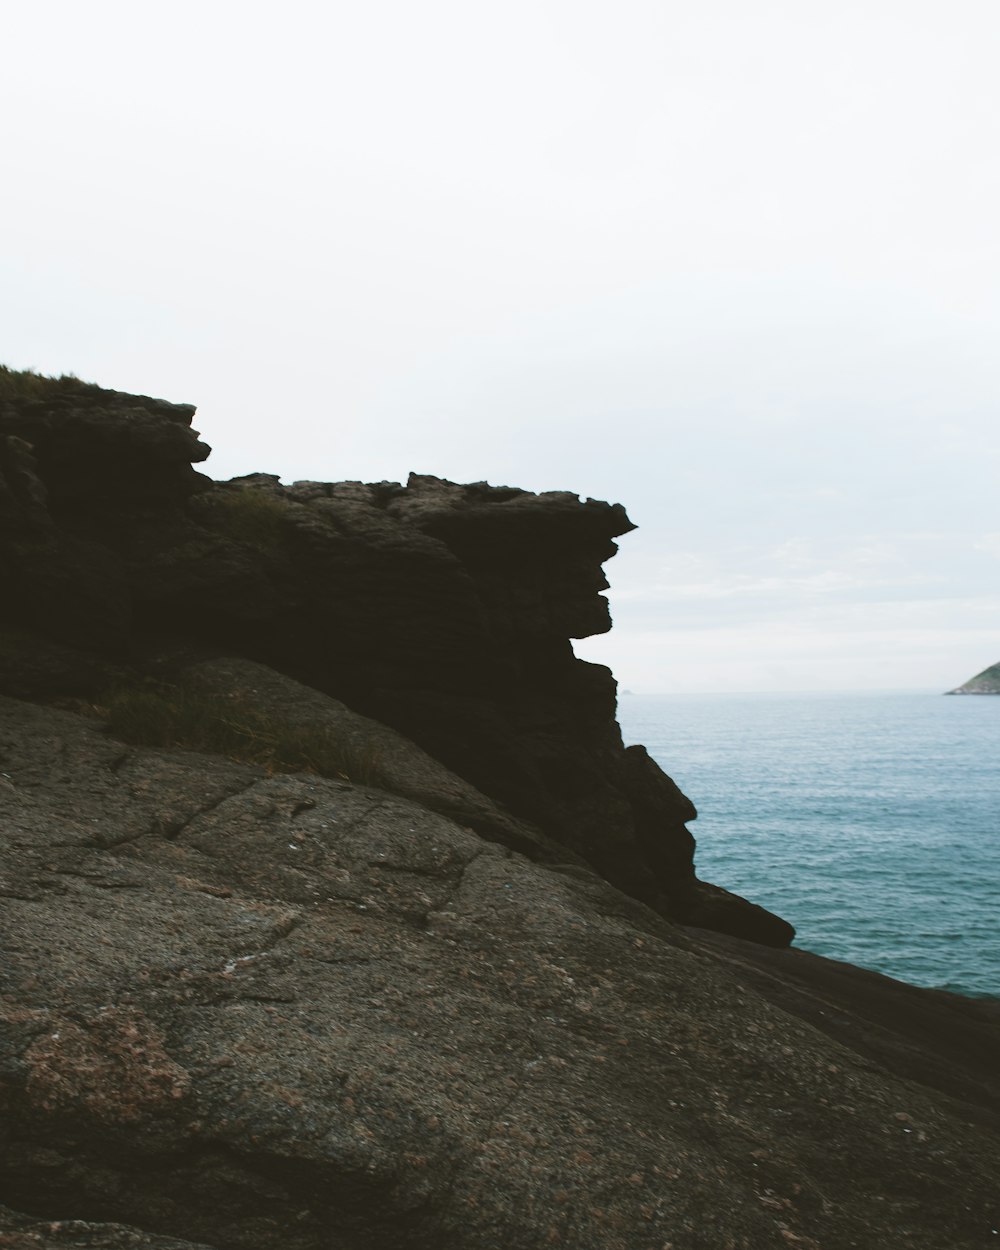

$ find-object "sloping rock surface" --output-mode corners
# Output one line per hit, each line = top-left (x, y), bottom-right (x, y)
(2, 695), (998, 1250)
(0, 1204), (217, 1250)
(176, 657), (578, 865)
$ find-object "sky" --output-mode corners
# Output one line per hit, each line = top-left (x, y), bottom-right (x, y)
(3, 0), (999, 692)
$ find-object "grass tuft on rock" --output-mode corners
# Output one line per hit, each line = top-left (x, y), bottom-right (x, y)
(102, 682), (381, 784)
(0, 365), (88, 401)
(201, 488), (292, 549)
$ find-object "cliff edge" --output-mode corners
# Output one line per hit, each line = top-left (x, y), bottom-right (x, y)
(0, 368), (788, 946)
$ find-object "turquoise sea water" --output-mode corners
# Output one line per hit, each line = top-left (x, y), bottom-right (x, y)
(617, 691), (1000, 999)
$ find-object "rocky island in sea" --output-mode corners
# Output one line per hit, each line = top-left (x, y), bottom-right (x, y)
(1, 367), (998, 1250)
(946, 662), (1000, 694)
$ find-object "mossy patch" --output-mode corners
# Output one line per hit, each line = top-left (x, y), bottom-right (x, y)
(200, 488), (292, 549)
(0, 365), (90, 402)
(101, 681), (381, 784)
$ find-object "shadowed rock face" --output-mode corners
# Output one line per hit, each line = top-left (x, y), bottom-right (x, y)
(0, 380), (208, 512)
(0, 381), (209, 655)
(0, 1204), (217, 1250)
(2, 376), (1000, 1249)
(0, 377), (790, 945)
(1, 694), (999, 1250)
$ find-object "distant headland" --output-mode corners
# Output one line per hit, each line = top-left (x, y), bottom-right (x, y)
(946, 662), (1000, 694)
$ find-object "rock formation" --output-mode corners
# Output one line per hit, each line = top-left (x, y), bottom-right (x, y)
(0, 370), (788, 945)
(2, 369), (999, 1250)
(946, 662), (1000, 694)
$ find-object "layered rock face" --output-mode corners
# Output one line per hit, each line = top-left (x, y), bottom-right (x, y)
(0, 374), (787, 944)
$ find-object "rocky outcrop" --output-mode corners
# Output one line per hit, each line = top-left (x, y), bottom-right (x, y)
(0, 371), (789, 945)
(0, 1204), (216, 1250)
(3, 371), (1000, 1248)
(0, 377), (209, 655)
(946, 662), (1000, 694)
(177, 656), (581, 864)
(2, 693), (999, 1250)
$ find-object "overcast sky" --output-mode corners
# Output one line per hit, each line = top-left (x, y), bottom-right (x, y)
(3, 0), (999, 691)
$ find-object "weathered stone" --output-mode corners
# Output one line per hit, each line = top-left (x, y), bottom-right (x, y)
(0, 435), (51, 532)
(0, 1204), (218, 1250)
(0, 379), (209, 513)
(179, 656), (580, 863)
(0, 377), (781, 945)
(1, 694), (998, 1250)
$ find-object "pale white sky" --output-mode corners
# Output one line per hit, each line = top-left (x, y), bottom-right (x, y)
(3, 0), (999, 691)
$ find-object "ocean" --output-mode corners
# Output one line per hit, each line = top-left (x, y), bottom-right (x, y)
(617, 691), (1000, 999)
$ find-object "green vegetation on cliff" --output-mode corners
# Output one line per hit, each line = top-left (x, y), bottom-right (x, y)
(947, 662), (1000, 694)
(0, 365), (89, 401)
(199, 485), (293, 549)
(102, 680), (381, 783)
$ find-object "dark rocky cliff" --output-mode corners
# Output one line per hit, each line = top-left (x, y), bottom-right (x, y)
(0, 371), (788, 945)
(2, 370), (998, 1250)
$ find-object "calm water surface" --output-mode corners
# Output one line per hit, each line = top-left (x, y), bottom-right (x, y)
(617, 691), (1000, 998)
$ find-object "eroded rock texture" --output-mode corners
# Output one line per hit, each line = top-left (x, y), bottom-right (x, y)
(0, 376), (787, 943)
(0, 1203), (217, 1250)
(2, 695), (999, 1250)
(2, 374), (999, 1249)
